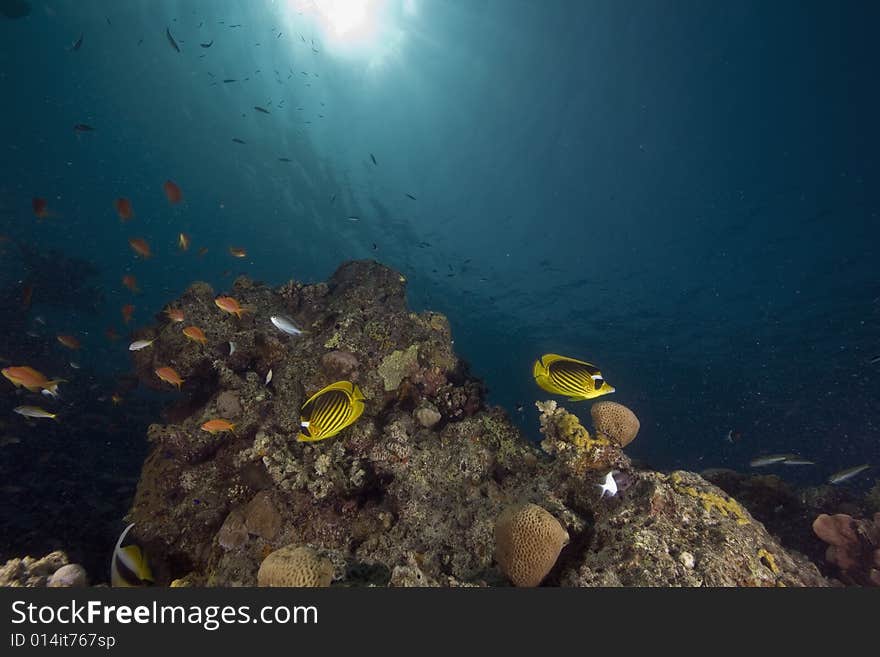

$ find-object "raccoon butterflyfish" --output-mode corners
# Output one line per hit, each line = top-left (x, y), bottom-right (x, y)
(532, 353), (615, 401)
(297, 381), (365, 443)
(110, 523), (153, 587)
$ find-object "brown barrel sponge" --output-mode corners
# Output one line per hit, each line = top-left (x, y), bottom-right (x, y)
(591, 401), (640, 447)
(257, 546), (333, 587)
(494, 503), (569, 587)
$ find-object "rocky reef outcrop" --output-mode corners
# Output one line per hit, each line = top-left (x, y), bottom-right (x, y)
(118, 260), (830, 587)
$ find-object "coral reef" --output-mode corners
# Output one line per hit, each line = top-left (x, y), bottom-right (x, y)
(114, 260), (831, 587)
(812, 513), (880, 586)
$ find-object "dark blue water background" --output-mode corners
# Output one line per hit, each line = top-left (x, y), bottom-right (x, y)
(1, 0), (878, 503)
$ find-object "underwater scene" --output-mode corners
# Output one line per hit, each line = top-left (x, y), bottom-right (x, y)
(0, 0), (878, 588)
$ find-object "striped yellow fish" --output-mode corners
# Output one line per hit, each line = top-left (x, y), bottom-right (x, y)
(297, 381), (365, 443)
(110, 523), (153, 587)
(532, 353), (616, 401)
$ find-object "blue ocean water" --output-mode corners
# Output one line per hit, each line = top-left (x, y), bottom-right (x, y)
(0, 0), (878, 550)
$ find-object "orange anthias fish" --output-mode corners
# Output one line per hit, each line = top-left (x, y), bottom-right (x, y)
(155, 366), (184, 389)
(122, 275), (140, 293)
(214, 296), (247, 318)
(182, 326), (207, 345)
(114, 198), (134, 221)
(32, 197), (52, 219)
(2, 366), (64, 394)
(178, 232), (190, 251)
(201, 418), (235, 434)
(163, 180), (183, 204)
(57, 334), (81, 350)
(228, 247), (247, 258)
(21, 283), (34, 310)
(165, 307), (184, 323)
(129, 238), (152, 258)
(197, 247), (209, 257)
(121, 304), (135, 324)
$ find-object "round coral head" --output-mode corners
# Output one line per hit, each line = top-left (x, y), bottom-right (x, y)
(591, 401), (640, 447)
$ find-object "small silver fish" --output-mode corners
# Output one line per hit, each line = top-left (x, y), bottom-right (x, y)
(270, 315), (304, 336)
(14, 406), (57, 420)
(828, 464), (870, 484)
(229, 341), (236, 355)
(782, 458), (815, 466)
(129, 339), (155, 351)
(41, 388), (60, 399)
(749, 454), (795, 467)
(265, 369), (273, 385)
(69, 361), (81, 369)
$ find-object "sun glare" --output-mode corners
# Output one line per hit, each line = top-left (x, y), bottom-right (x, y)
(310, 0), (385, 48)
(283, 0), (410, 69)
(319, 0), (370, 36)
